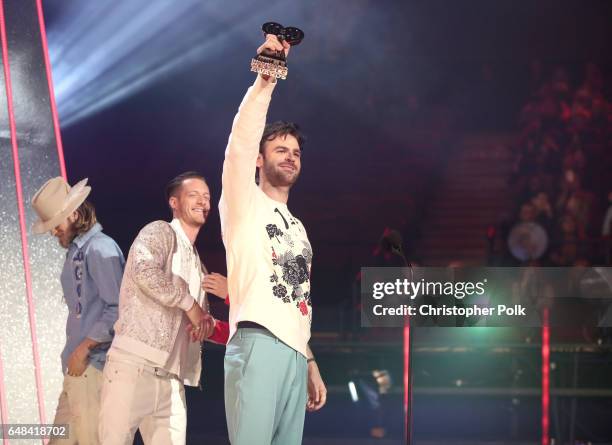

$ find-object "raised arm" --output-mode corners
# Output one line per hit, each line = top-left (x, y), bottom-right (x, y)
(220, 35), (290, 219)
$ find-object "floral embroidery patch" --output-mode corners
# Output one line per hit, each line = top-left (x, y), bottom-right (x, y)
(266, 218), (312, 317)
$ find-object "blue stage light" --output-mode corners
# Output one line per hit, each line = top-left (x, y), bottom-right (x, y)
(47, 0), (283, 126)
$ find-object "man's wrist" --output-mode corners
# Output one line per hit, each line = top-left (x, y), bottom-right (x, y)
(79, 338), (101, 355)
(76, 343), (90, 359)
(181, 295), (196, 312)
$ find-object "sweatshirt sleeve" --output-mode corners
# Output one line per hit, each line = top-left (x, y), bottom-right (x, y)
(85, 239), (125, 343)
(220, 76), (277, 222)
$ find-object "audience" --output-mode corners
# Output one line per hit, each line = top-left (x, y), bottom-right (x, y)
(504, 62), (612, 265)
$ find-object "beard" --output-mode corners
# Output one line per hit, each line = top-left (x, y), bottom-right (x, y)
(262, 160), (300, 187)
(56, 227), (77, 248)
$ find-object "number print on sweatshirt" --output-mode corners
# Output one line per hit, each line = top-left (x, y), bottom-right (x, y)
(266, 209), (312, 318)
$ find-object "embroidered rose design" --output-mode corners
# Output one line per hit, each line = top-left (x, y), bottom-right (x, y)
(266, 224), (283, 241)
(273, 284), (287, 298)
(299, 301), (308, 316)
(273, 284), (290, 303)
(282, 261), (301, 287)
(267, 220), (312, 315)
(295, 256), (309, 282)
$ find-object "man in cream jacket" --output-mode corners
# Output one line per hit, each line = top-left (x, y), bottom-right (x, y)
(99, 171), (214, 445)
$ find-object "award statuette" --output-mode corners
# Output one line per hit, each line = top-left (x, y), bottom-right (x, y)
(251, 22), (304, 80)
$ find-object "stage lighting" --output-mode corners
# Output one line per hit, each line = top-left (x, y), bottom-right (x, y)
(348, 380), (359, 402)
(46, 0), (285, 126)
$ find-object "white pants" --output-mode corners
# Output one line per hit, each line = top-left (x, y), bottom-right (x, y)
(99, 353), (187, 445)
(50, 365), (103, 445)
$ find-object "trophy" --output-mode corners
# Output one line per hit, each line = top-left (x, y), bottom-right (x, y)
(251, 22), (304, 80)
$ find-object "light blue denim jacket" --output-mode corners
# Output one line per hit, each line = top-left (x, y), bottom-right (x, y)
(60, 223), (125, 372)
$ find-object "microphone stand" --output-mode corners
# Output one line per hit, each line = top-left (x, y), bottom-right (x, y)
(392, 246), (414, 445)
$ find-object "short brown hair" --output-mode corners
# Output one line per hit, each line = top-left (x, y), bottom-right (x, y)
(165, 171), (207, 201)
(259, 121), (306, 154)
(73, 200), (98, 235)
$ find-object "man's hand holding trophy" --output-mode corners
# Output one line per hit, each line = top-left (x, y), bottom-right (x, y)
(251, 22), (304, 80)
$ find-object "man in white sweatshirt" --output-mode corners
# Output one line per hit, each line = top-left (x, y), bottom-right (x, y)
(220, 35), (326, 445)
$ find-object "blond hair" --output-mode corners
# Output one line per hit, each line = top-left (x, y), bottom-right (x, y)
(73, 200), (98, 235)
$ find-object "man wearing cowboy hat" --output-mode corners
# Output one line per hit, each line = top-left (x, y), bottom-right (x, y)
(32, 176), (125, 444)
(99, 171), (215, 445)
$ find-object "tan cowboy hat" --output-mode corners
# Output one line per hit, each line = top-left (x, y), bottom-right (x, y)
(31, 177), (91, 234)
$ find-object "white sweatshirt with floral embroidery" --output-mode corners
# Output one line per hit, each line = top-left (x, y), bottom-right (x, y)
(219, 76), (312, 358)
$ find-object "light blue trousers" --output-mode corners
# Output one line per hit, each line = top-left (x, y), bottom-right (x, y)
(224, 328), (307, 445)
